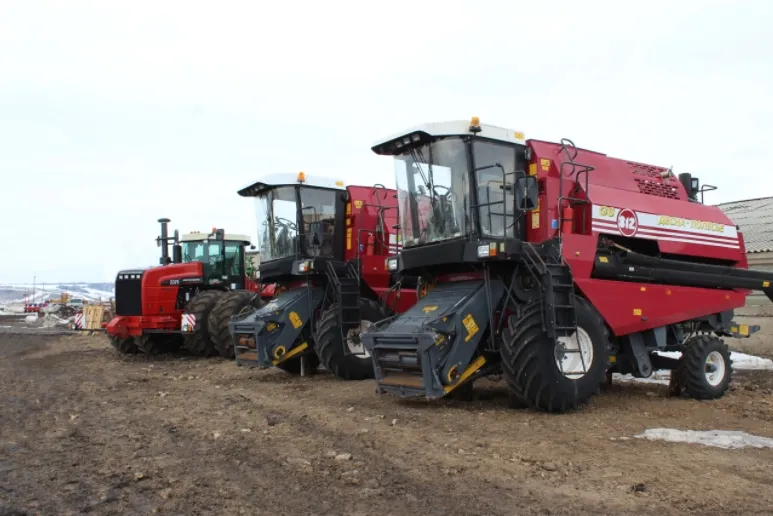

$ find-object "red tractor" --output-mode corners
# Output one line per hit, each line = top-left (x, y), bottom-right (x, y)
(362, 117), (773, 412)
(228, 172), (418, 380)
(106, 218), (273, 355)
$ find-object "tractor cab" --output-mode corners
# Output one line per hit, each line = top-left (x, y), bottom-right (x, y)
(180, 230), (253, 289)
(237, 172), (346, 282)
(371, 118), (538, 274)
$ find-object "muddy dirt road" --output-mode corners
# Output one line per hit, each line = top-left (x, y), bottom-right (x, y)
(2, 333), (773, 515)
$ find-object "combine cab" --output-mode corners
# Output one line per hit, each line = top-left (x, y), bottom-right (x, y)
(362, 117), (773, 412)
(106, 218), (273, 355)
(229, 172), (417, 379)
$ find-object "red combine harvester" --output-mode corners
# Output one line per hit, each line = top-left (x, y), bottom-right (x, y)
(362, 117), (773, 412)
(228, 172), (418, 380)
(105, 218), (273, 355)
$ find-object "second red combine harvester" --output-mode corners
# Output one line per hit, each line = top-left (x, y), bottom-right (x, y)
(228, 172), (417, 380)
(361, 117), (773, 413)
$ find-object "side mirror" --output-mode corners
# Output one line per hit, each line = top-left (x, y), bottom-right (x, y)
(514, 175), (539, 211)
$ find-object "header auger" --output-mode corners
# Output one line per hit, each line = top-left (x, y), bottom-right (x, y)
(228, 172), (417, 380)
(361, 117), (773, 413)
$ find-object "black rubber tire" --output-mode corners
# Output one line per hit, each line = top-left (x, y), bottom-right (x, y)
(501, 296), (609, 413)
(181, 290), (225, 357)
(109, 335), (138, 354)
(676, 334), (732, 400)
(134, 335), (165, 355)
(208, 290), (265, 359)
(314, 298), (388, 381)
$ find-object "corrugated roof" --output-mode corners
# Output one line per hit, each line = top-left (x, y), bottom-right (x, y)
(716, 196), (773, 253)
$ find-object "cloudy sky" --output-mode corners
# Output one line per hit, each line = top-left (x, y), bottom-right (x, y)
(1, 0), (771, 283)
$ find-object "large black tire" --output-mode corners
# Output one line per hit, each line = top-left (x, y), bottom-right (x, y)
(182, 290), (224, 357)
(315, 298), (388, 381)
(134, 334), (183, 355)
(208, 290), (265, 358)
(501, 296), (609, 413)
(675, 334), (732, 400)
(109, 335), (138, 354)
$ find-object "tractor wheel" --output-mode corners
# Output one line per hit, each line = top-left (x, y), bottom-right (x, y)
(314, 298), (388, 381)
(675, 334), (732, 400)
(181, 290), (225, 357)
(501, 296), (609, 413)
(109, 335), (139, 354)
(134, 334), (165, 355)
(208, 290), (265, 359)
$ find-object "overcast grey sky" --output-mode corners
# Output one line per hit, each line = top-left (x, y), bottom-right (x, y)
(1, 0), (771, 283)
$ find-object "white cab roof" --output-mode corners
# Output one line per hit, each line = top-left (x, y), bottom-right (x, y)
(237, 172), (346, 197)
(181, 232), (252, 244)
(371, 120), (526, 155)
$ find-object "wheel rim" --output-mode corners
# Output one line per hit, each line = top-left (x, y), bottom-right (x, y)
(346, 320), (374, 358)
(554, 327), (594, 379)
(705, 350), (726, 387)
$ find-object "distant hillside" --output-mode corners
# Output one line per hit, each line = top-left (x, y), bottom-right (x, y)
(0, 283), (115, 304)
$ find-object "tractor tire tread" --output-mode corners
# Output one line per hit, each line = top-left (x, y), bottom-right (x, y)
(182, 290), (224, 357)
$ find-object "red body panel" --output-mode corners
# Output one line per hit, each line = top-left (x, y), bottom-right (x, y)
(344, 185), (415, 314)
(525, 140), (750, 337)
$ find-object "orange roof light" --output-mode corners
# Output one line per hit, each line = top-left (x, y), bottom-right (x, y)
(470, 116), (480, 126)
(297, 171), (306, 183)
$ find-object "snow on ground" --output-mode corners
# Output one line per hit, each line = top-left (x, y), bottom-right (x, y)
(614, 351), (773, 386)
(634, 429), (773, 449)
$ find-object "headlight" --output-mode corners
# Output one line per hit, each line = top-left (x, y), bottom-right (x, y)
(477, 244), (489, 258)
(385, 258), (398, 271)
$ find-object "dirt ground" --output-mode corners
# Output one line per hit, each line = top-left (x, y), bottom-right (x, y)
(2, 332), (773, 516)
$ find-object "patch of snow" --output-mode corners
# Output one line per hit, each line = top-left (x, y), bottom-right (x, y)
(613, 350), (773, 385)
(24, 315), (38, 323)
(634, 428), (773, 449)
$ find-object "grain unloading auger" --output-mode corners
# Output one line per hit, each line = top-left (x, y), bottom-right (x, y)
(361, 117), (773, 413)
(228, 172), (417, 380)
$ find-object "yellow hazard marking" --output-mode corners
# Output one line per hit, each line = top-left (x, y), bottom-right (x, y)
(540, 158), (551, 171)
(599, 256), (609, 263)
(422, 305), (438, 312)
(740, 324), (749, 336)
(354, 200), (363, 209)
(609, 355), (617, 363)
(528, 163), (537, 176)
(272, 341), (309, 365)
(514, 131), (525, 140)
(764, 281), (770, 288)
(531, 212), (540, 229)
(346, 203), (351, 215)
(288, 311), (303, 329)
(266, 322), (277, 332)
(633, 308), (642, 316)
(346, 227), (352, 250)
(462, 314), (479, 342)
(273, 345), (286, 359)
(443, 356), (487, 394)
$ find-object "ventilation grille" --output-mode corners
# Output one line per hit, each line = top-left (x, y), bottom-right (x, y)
(634, 178), (681, 200)
(627, 161), (667, 178)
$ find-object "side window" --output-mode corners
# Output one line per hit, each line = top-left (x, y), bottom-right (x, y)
(224, 244), (242, 276)
(473, 142), (516, 238)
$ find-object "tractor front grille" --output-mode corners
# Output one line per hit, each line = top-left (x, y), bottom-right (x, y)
(115, 270), (144, 316)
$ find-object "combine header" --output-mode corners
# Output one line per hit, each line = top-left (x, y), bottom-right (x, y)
(228, 172), (417, 379)
(361, 117), (773, 412)
(105, 218), (273, 355)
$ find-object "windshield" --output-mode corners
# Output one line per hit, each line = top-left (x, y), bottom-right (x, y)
(181, 240), (244, 278)
(255, 186), (299, 261)
(394, 137), (469, 247)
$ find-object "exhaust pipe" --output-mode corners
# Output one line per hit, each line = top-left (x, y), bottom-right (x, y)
(157, 218), (171, 265)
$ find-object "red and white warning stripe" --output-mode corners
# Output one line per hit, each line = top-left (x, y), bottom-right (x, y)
(181, 314), (196, 333)
(591, 205), (740, 250)
(74, 313), (84, 329)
